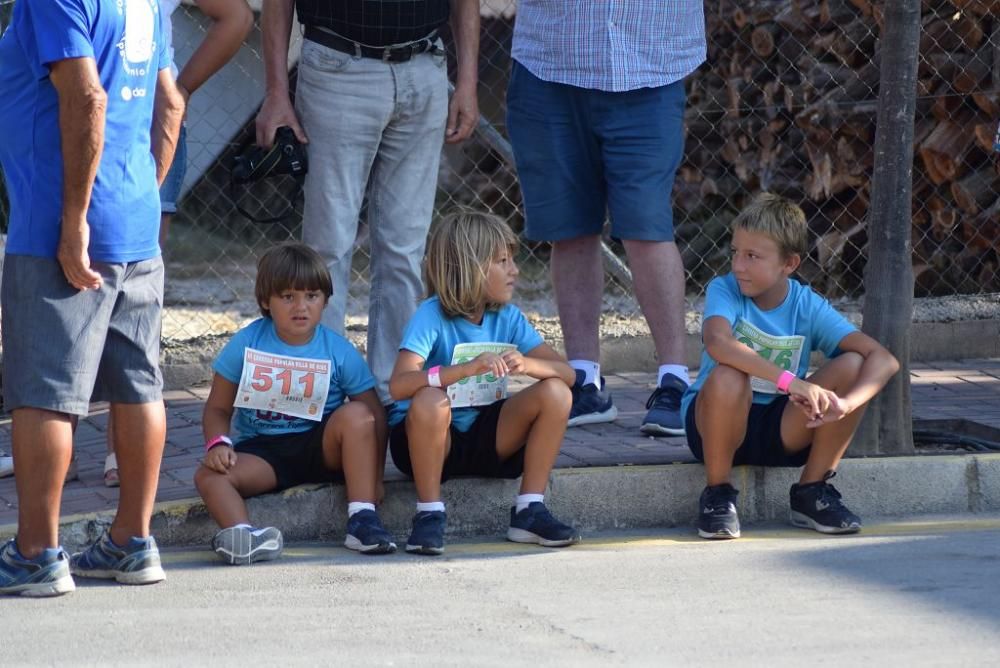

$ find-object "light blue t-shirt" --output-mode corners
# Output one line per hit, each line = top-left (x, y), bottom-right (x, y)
(214, 318), (376, 444)
(390, 297), (545, 432)
(0, 0), (169, 262)
(681, 274), (858, 420)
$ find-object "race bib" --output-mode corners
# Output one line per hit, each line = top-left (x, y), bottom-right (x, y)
(733, 320), (805, 394)
(235, 348), (331, 421)
(446, 342), (517, 408)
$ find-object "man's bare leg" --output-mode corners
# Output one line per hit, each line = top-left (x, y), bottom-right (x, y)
(108, 401), (166, 546)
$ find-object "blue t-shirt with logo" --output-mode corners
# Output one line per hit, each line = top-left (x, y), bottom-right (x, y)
(214, 318), (376, 444)
(681, 274), (858, 420)
(0, 0), (169, 262)
(390, 297), (545, 432)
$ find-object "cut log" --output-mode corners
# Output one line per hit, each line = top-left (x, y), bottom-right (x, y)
(954, 48), (991, 94)
(951, 168), (999, 215)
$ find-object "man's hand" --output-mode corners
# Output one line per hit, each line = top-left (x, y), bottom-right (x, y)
(203, 444), (237, 473)
(255, 93), (307, 147)
(57, 217), (102, 290)
(445, 82), (477, 144)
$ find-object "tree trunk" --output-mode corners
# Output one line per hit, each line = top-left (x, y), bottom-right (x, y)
(856, 0), (919, 456)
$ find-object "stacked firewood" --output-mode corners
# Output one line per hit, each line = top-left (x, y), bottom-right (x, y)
(676, 0), (1000, 296)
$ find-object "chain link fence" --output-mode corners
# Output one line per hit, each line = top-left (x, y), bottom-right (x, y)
(2, 1), (999, 347)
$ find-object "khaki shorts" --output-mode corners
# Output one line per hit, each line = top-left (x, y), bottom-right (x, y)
(1, 254), (164, 415)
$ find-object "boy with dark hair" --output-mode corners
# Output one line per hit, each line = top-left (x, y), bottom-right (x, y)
(195, 242), (394, 564)
(684, 193), (900, 539)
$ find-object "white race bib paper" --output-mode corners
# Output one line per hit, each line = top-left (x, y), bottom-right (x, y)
(235, 348), (331, 421)
(733, 320), (805, 394)
(446, 342), (517, 408)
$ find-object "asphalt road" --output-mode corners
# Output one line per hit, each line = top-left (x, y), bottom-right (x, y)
(2, 517), (999, 666)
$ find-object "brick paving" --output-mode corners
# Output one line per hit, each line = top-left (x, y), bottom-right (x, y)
(2, 359), (999, 526)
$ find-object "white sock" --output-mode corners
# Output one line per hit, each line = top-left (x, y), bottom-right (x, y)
(416, 501), (445, 513)
(516, 493), (544, 513)
(232, 523), (252, 530)
(658, 364), (690, 387)
(348, 501), (375, 517)
(570, 360), (600, 387)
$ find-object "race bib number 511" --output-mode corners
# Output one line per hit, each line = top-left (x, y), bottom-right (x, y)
(235, 348), (331, 421)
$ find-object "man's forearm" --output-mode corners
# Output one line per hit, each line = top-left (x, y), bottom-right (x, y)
(151, 69), (186, 185)
(57, 70), (106, 225)
(262, 0), (296, 97)
(450, 0), (480, 89)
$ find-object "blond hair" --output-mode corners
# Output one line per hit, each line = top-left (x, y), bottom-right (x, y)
(424, 210), (519, 319)
(255, 242), (333, 316)
(731, 192), (809, 258)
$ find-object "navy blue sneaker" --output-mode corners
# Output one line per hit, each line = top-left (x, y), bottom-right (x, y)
(0, 539), (75, 597)
(211, 526), (284, 565)
(789, 472), (861, 534)
(70, 532), (165, 584)
(568, 370), (618, 427)
(640, 374), (687, 436)
(345, 509), (397, 555)
(698, 484), (741, 539)
(507, 502), (580, 547)
(405, 510), (446, 556)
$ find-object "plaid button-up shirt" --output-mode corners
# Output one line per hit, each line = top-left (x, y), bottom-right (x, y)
(511, 1), (706, 92)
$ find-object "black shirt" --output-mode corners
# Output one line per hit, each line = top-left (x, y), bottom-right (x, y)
(295, 0), (451, 45)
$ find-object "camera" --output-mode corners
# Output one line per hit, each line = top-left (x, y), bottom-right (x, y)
(231, 126), (308, 184)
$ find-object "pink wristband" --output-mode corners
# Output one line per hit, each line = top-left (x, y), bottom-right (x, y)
(427, 365), (443, 388)
(776, 370), (796, 394)
(205, 434), (233, 453)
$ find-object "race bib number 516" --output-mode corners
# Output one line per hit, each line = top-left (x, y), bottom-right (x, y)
(733, 320), (805, 394)
(235, 348), (331, 421)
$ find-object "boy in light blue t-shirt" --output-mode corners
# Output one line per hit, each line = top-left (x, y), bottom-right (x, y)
(684, 193), (899, 540)
(196, 243), (395, 564)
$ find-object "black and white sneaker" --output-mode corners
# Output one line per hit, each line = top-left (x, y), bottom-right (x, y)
(567, 370), (618, 427)
(698, 484), (741, 539)
(789, 471), (861, 534)
(211, 526), (284, 565)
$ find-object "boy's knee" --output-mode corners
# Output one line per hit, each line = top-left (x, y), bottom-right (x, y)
(194, 464), (222, 491)
(704, 364), (751, 401)
(409, 387), (450, 425)
(336, 400), (375, 428)
(536, 377), (572, 410)
(836, 351), (865, 377)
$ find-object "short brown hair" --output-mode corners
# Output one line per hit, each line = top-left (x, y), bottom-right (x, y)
(424, 210), (518, 319)
(731, 192), (809, 258)
(255, 242), (333, 316)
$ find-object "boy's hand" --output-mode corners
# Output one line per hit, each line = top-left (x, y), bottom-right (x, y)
(466, 352), (509, 379)
(500, 350), (527, 375)
(787, 379), (836, 421)
(797, 394), (852, 428)
(204, 445), (237, 473)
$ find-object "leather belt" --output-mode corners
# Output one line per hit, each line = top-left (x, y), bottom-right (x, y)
(303, 26), (439, 63)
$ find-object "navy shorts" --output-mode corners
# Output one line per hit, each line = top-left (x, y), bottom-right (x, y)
(234, 412), (343, 491)
(684, 392), (810, 468)
(507, 60), (686, 243)
(389, 399), (525, 482)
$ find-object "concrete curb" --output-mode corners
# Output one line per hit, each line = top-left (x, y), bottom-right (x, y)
(4, 453), (998, 552)
(160, 319), (1000, 390)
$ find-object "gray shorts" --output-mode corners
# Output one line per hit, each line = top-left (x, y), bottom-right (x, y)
(1, 254), (164, 415)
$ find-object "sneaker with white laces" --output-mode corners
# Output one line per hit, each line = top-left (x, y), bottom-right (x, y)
(507, 502), (580, 547)
(0, 539), (76, 597)
(211, 526), (284, 565)
(344, 509), (396, 555)
(789, 472), (861, 534)
(640, 374), (688, 436)
(567, 370), (618, 427)
(698, 484), (741, 539)
(70, 531), (165, 584)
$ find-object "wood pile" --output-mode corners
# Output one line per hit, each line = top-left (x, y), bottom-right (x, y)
(676, 0), (1000, 296)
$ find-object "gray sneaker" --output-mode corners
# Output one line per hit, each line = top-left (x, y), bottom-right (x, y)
(70, 532), (165, 585)
(567, 370), (618, 427)
(212, 526), (283, 565)
(0, 539), (76, 597)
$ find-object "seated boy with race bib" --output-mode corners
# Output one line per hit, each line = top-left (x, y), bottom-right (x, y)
(195, 243), (395, 564)
(684, 193), (899, 540)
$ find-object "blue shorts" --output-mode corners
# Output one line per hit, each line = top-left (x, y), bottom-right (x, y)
(159, 123), (187, 214)
(684, 392), (811, 468)
(506, 61), (686, 243)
